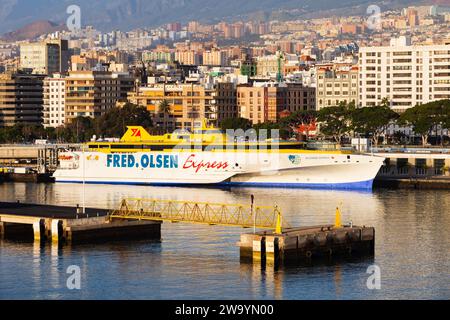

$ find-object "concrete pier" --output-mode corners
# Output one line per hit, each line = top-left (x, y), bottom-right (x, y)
(238, 225), (375, 264)
(0, 202), (161, 244)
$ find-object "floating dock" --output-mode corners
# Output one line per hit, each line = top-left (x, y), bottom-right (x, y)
(0, 202), (161, 244)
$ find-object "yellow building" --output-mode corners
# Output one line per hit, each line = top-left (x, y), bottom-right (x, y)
(128, 83), (238, 130)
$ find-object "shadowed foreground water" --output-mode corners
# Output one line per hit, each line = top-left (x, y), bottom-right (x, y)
(0, 182), (449, 299)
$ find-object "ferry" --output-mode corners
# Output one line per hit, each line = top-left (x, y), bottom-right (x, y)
(53, 123), (385, 190)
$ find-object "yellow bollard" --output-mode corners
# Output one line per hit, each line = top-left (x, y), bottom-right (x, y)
(275, 208), (282, 235)
(335, 207), (342, 228)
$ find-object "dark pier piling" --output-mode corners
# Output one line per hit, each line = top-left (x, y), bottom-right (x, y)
(238, 225), (375, 265)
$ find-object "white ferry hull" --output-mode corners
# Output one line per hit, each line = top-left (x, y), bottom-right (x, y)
(53, 151), (384, 190)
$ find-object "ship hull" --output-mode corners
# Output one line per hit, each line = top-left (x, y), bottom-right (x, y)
(56, 178), (374, 190)
(53, 150), (384, 191)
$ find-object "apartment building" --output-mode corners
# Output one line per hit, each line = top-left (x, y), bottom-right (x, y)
(316, 63), (359, 110)
(142, 51), (175, 63)
(202, 50), (227, 66)
(128, 82), (238, 130)
(359, 37), (450, 112)
(214, 82), (238, 123)
(237, 83), (316, 124)
(43, 74), (66, 128)
(20, 40), (69, 75)
(256, 54), (284, 77)
(175, 51), (201, 65)
(65, 71), (135, 123)
(0, 72), (45, 127)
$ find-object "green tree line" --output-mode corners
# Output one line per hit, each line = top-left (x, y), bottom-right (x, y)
(0, 103), (153, 144)
(221, 99), (450, 146)
(1, 100), (449, 146)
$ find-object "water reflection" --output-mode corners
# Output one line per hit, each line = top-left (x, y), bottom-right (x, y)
(1, 182), (449, 299)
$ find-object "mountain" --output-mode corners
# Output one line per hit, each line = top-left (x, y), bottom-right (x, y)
(0, 0), (425, 35)
(1, 20), (66, 41)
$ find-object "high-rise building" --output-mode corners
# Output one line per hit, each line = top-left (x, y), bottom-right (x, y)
(43, 74), (66, 128)
(65, 71), (135, 123)
(175, 51), (201, 65)
(0, 72), (45, 127)
(187, 21), (200, 33)
(20, 40), (70, 75)
(167, 22), (181, 32)
(47, 39), (70, 73)
(359, 37), (450, 112)
(316, 63), (359, 110)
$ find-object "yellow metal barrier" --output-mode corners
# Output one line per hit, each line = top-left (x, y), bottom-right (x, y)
(109, 198), (287, 231)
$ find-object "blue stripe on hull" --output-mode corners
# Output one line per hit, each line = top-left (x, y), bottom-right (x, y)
(221, 180), (374, 190)
(55, 179), (374, 190)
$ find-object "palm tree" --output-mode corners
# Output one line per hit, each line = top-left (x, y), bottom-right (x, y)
(158, 100), (172, 133)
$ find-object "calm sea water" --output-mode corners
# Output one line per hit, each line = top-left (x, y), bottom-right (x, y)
(0, 182), (449, 300)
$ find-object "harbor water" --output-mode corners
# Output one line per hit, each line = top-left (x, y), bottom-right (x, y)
(0, 182), (449, 300)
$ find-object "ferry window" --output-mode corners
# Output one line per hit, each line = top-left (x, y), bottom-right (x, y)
(279, 144), (304, 150)
(150, 145), (178, 151)
(111, 145), (143, 150)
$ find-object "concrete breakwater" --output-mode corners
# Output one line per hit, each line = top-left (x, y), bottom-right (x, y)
(0, 202), (161, 244)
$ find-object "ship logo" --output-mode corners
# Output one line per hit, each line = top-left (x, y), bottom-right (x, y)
(131, 128), (141, 137)
(288, 155), (301, 165)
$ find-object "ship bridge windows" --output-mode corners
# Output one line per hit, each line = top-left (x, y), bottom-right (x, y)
(89, 142), (306, 152)
(88, 144), (110, 149)
(109, 145), (145, 150)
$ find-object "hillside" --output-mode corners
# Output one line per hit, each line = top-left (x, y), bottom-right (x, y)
(0, 0), (425, 35)
(1, 20), (66, 41)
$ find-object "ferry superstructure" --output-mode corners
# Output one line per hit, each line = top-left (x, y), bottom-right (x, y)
(53, 124), (385, 190)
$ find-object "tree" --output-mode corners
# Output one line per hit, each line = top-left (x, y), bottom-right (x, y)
(253, 122), (290, 139)
(279, 110), (317, 138)
(351, 105), (399, 146)
(64, 116), (95, 143)
(400, 100), (450, 146)
(95, 103), (153, 138)
(220, 117), (253, 131)
(158, 100), (172, 133)
(317, 102), (355, 143)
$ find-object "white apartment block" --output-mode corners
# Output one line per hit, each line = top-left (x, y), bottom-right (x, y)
(43, 74), (66, 128)
(359, 37), (450, 112)
(20, 42), (60, 75)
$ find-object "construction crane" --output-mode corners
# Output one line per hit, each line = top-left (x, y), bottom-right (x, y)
(276, 50), (284, 83)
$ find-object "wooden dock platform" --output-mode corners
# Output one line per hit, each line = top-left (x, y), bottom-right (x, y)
(0, 202), (161, 244)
